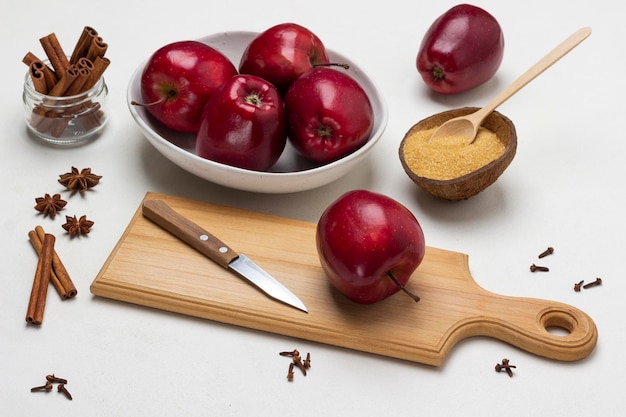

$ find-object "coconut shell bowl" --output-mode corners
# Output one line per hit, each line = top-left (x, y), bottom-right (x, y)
(398, 107), (517, 200)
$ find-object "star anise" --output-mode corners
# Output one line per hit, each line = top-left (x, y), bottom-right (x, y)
(34, 193), (67, 218)
(62, 214), (94, 237)
(58, 167), (102, 192)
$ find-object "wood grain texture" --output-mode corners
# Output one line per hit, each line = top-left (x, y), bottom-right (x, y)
(90, 192), (597, 366)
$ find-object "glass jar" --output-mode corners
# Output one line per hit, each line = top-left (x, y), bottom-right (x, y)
(22, 69), (109, 145)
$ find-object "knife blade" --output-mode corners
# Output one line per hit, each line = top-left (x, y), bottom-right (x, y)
(142, 199), (308, 313)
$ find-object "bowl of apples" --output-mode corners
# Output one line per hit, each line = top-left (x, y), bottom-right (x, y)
(127, 25), (388, 194)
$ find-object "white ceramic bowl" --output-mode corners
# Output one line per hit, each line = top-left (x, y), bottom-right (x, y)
(127, 31), (388, 194)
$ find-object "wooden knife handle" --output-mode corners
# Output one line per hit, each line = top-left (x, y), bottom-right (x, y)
(142, 199), (238, 268)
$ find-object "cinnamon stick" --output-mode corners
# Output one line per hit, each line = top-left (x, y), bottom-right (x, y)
(48, 116), (71, 139)
(39, 33), (70, 74)
(77, 55), (110, 131)
(81, 56), (110, 92)
(86, 36), (108, 62)
(42, 66), (92, 137)
(22, 51), (41, 67)
(47, 67), (79, 97)
(31, 66), (78, 119)
(33, 226), (77, 299)
(70, 26), (98, 64)
(26, 233), (55, 325)
(23, 52), (58, 89)
(29, 62), (48, 94)
(65, 66), (91, 96)
(32, 67), (80, 135)
(28, 230), (64, 298)
(76, 102), (105, 135)
(76, 56), (110, 132)
(76, 56), (94, 71)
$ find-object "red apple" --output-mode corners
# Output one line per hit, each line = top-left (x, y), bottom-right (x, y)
(284, 67), (374, 164)
(134, 40), (238, 133)
(196, 74), (287, 171)
(416, 4), (504, 94)
(316, 190), (425, 304)
(239, 23), (330, 94)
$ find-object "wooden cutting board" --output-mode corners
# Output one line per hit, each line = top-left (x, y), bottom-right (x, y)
(90, 192), (597, 366)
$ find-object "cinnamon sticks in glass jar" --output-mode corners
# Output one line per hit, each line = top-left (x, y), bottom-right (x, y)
(23, 27), (110, 96)
(22, 26), (110, 144)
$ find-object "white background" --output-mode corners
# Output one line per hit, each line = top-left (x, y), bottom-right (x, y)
(1, 1), (623, 416)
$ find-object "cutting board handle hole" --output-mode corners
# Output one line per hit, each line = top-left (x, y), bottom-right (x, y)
(540, 310), (575, 337)
(545, 326), (571, 336)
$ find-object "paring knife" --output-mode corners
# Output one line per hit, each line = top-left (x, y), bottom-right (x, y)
(142, 199), (308, 313)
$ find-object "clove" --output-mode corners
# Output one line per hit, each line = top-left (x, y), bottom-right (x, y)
(292, 353), (307, 376)
(279, 349), (299, 357)
(538, 247), (554, 258)
(495, 358), (516, 377)
(46, 374), (68, 384)
(57, 383), (73, 400)
(30, 374), (72, 399)
(574, 280), (584, 292)
(287, 362), (295, 381)
(530, 264), (549, 272)
(582, 277), (602, 289)
(280, 348), (311, 380)
(30, 381), (53, 392)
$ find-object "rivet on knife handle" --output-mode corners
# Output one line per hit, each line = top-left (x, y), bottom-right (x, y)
(142, 199), (237, 268)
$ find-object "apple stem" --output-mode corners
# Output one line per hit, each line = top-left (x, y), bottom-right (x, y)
(130, 96), (168, 108)
(387, 271), (420, 303)
(314, 62), (350, 70)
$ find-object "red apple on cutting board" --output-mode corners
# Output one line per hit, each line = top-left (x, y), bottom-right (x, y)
(316, 190), (425, 304)
(416, 4), (504, 94)
(135, 40), (238, 133)
(284, 67), (374, 164)
(239, 23), (330, 94)
(196, 74), (287, 171)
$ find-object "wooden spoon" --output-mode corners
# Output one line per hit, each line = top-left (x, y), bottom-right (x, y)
(429, 27), (592, 145)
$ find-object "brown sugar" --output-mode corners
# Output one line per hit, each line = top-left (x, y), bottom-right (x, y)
(402, 126), (505, 180)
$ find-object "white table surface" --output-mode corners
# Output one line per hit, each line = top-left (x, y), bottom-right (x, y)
(2, 1), (623, 415)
